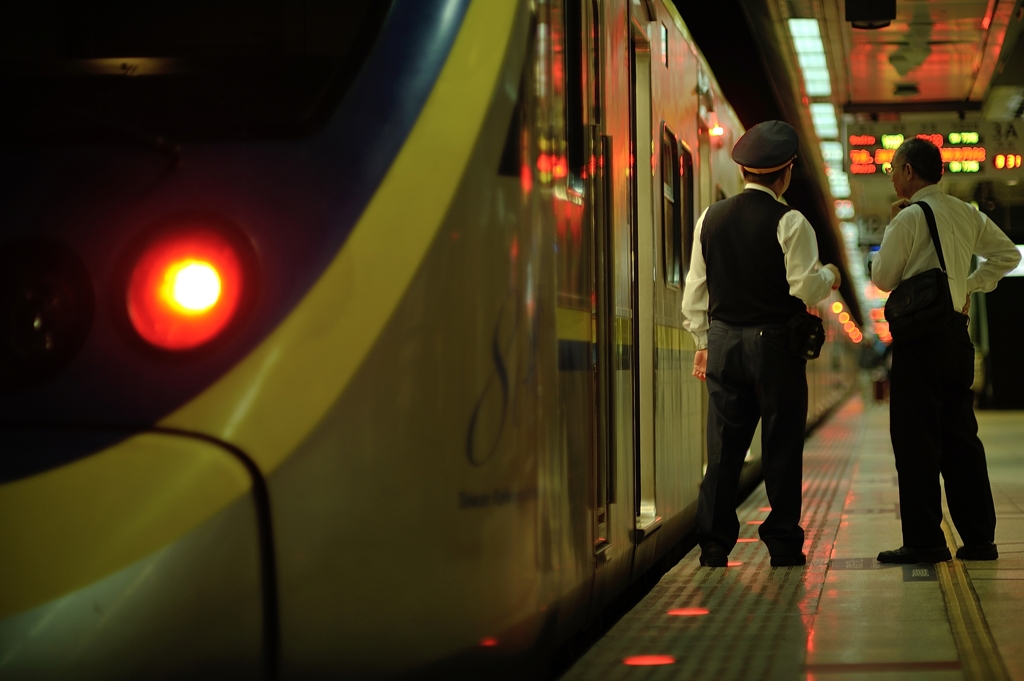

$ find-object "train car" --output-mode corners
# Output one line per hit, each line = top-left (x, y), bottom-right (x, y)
(0, 1), (858, 679)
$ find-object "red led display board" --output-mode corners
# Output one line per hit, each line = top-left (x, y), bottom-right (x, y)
(845, 119), (1022, 178)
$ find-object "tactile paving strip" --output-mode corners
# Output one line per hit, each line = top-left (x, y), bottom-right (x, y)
(560, 399), (864, 681)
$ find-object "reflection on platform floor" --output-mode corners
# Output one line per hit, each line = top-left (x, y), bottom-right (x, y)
(561, 398), (1024, 680)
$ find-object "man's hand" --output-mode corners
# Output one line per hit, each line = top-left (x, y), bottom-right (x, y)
(962, 294), (971, 315)
(891, 199), (911, 220)
(823, 263), (842, 290)
(693, 349), (707, 381)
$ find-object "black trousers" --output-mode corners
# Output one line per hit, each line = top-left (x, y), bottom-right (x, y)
(697, 320), (808, 557)
(889, 313), (996, 548)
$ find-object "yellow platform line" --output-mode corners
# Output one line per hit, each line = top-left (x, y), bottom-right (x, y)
(938, 518), (1010, 681)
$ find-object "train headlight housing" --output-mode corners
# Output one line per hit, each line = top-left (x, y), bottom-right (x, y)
(126, 224), (250, 351)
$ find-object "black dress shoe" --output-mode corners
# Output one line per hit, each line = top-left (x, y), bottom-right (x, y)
(699, 543), (728, 567)
(956, 543), (998, 560)
(770, 553), (807, 567)
(877, 545), (952, 564)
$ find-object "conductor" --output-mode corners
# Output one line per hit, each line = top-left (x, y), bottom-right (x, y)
(682, 120), (841, 568)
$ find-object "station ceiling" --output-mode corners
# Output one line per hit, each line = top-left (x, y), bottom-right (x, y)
(677, 0), (1024, 325)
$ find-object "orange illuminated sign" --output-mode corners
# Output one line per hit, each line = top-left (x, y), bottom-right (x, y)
(995, 153), (1022, 169)
(849, 135), (875, 146)
(940, 147), (986, 163)
(874, 148), (895, 164)
(916, 133), (944, 147)
(850, 163), (876, 174)
(849, 149), (872, 164)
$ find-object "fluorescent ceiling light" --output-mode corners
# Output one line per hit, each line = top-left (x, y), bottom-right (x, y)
(810, 103), (839, 138)
(788, 18), (832, 97)
(827, 168), (851, 198)
(798, 53), (827, 69)
(820, 141), (844, 165)
(788, 18), (821, 37)
(805, 79), (832, 97)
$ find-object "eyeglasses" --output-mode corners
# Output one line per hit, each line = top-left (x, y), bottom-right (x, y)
(883, 162), (911, 176)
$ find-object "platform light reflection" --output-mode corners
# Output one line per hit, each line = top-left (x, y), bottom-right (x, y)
(623, 655), (675, 666)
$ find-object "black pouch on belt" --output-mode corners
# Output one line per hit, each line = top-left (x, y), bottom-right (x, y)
(787, 311), (825, 360)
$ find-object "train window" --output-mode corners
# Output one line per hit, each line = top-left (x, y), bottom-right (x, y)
(0, 1), (392, 139)
(660, 24), (668, 67)
(679, 143), (695, 281)
(590, 1), (602, 123)
(661, 125), (681, 288)
(564, 0), (585, 182)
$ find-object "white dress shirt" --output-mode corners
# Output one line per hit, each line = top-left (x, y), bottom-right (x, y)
(681, 183), (836, 349)
(871, 184), (1021, 308)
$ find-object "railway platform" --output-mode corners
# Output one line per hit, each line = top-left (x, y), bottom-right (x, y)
(561, 396), (1024, 680)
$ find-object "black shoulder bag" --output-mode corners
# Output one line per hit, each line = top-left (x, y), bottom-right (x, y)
(883, 201), (955, 343)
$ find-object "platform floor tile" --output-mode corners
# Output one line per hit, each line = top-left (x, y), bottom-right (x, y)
(561, 398), (1024, 680)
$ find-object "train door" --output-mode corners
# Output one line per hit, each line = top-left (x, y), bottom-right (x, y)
(583, 0), (616, 564)
(563, 0), (615, 561)
(553, 0), (614, 596)
(629, 15), (658, 535)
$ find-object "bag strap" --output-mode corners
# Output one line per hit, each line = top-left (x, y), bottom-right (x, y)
(912, 201), (947, 274)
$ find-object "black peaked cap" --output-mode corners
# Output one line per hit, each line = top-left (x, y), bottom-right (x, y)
(732, 120), (799, 173)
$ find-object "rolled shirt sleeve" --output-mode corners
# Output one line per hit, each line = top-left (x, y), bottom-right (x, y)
(968, 211), (1021, 295)
(682, 208), (710, 349)
(871, 212), (914, 292)
(777, 210), (836, 305)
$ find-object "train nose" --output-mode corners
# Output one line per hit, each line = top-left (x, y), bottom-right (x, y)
(0, 429), (275, 681)
(0, 240), (94, 391)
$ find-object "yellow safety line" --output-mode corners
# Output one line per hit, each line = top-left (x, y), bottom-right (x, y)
(938, 518), (1011, 681)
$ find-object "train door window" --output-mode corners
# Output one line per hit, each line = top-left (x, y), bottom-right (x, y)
(679, 142), (695, 281)
(660, 23), (668, 67)
(661, 125), (681, 287)
(589, 1), (602, 123)
(564, 0), (584, 187)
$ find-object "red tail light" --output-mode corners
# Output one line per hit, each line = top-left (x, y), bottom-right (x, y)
(127, 228), (244, 350)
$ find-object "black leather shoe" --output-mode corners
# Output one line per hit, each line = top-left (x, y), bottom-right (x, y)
(699, 544), (728, 567)
(956, 543), (998, 560)
(771, 553), (807, 567)
(877, 545), (952, 564)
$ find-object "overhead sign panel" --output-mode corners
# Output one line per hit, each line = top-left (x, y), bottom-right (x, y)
(845, 119), (1023, 178)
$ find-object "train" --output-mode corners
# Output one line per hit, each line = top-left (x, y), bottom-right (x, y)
(0, 1), (859, 679)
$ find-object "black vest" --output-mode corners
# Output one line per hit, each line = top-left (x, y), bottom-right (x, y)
(700, 188), (807, 326)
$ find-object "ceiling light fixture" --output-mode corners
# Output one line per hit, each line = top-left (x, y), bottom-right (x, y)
(787, 19), (832, 97)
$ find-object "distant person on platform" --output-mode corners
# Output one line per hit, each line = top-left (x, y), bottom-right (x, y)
(682, 120), (841, 569)
(871, 137), (1020, 564)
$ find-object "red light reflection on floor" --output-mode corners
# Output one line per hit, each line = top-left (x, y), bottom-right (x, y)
(667, 607), (709, 616)
(746, 520), (764, 525)
(727, 561), (743, 567)
(759, 506), (771, 512)
(623, 655), (675, 666)
(479, 637), (498, 647)
(736, 538), (757, 543)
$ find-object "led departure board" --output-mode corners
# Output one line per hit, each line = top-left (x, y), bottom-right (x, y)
(845, 119), (1022, 178)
